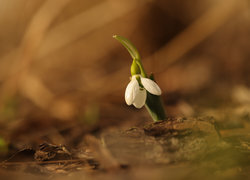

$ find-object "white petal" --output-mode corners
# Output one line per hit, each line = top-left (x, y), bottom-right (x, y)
(125, 77), (139, 105)
(141, 77), (162, 95)
(133, 89), (146, 108)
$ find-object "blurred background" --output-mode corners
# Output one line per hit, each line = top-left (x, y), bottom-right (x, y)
(0, 0), (250, 158)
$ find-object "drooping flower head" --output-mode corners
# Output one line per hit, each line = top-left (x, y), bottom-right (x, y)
(125, 75), (161, 108)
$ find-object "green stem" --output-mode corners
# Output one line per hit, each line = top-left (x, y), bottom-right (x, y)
(135, 59), (147, 78)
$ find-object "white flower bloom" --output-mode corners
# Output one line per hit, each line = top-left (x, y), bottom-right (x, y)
(125, 75), (162, 108)
(140, 76), (161, 95)
(133, 88), (146, 108)
(125, 76), (139, 105)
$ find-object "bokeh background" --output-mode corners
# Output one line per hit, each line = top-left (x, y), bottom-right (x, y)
(0, 0), (250, 157)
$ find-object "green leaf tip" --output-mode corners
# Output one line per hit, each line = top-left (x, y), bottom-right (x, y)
(113, 35), (140, 60)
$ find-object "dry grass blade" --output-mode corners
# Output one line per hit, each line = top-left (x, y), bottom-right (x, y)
(152, 0), (247, 73)
(0, 0), (71, 118)
(0, 0), (147, 82)
(0, 0), (147, 120)
(85, 0), (247, 98)
(3, 0), (71, 89)
(84, 135), (120, 170)
(38, 0), (145, 58)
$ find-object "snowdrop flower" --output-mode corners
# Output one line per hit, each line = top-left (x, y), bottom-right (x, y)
(114, 35), (166, 121)
(125, 75), (161, 108)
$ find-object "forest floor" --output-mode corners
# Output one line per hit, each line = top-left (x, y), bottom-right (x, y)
(0, 90), (250, 180)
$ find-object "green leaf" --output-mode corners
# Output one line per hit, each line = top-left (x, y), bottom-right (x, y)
(145, 73), (166, 121)
(113, 35), (140, 60)
(145, 92), (166, 121)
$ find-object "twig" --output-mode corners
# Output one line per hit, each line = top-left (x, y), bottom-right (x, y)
(1, 159), (87, 166)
